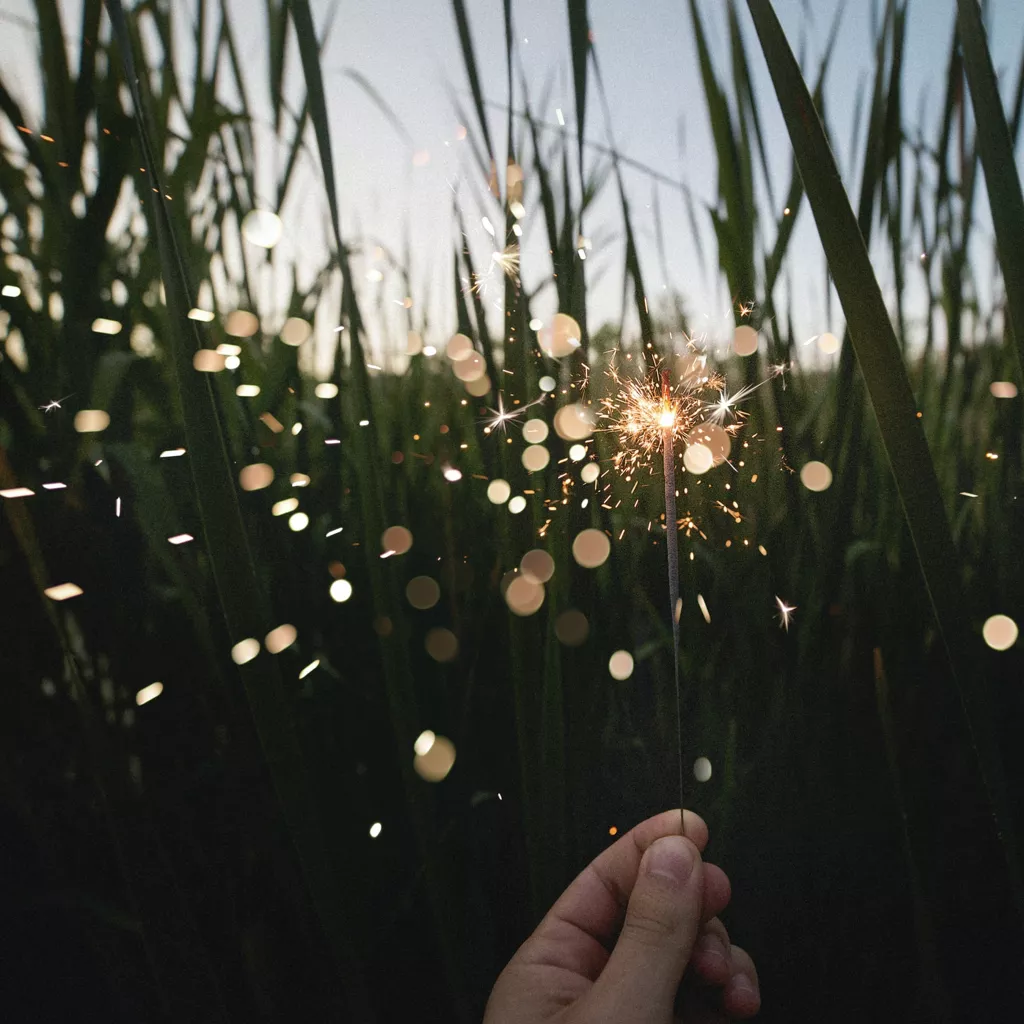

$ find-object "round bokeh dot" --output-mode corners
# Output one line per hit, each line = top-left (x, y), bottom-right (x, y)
(522, 419), (549, 444)
(505, 576), (545, 616)
(580, 463), (600, 484)
(406, 576), (440, 610)
(381, 525), (413, 555)
(413, 735), (456, 782)
(800, 461), (833, 492)
(520, 549), (555, 584)
(733, 325), (758, 357)
(425, 627), (459, 662)
(508, 495), (527, 515)
(554, 609), (589, 646)
(487, 479), (511, 504)
(982, 614), (1018, 651)
(572, 529), (611, 569)
(693, 757), (713, 783)
(521, 445), (550, 472)
(608, 650), (634, 680)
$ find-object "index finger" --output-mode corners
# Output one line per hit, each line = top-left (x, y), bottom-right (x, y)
(515, 810), (709, 976)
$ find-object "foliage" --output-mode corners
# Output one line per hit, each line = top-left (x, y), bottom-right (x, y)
(0, 1), (1022, 1020)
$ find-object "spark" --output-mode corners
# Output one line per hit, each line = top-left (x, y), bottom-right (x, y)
(775, 596), (797, 631)
(707, 380), (769, 426)
(483, 392), (527, 433)
(737, 300), (756, 318)
(39, 393), (74, 413)
(467, 244), (520, 298)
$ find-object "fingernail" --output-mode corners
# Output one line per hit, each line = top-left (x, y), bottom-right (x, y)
(644, 836), (695, 884)
(696, 932), (727, 967)
(728, 974), (757, 999)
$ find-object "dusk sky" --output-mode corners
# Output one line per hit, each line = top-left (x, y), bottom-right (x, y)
(3, 0), (1023, 368)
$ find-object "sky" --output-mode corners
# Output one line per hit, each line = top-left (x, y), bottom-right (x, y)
(2, 0), (1023, 370)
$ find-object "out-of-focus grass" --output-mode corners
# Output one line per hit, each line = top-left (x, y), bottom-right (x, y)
(0, 1), (1021, 1021)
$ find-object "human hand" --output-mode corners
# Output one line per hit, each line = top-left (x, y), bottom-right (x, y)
(483, 809), (760, 1023)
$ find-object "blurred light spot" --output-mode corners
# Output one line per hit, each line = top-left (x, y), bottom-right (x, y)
(160, 448), (186, 458)
(135, 681), (163, 706)
(291, 422), (303, 436)
(529, 318), (543, 331)
(609, 826), (618, 836)
(240, 464), (274, 491)
(193, 349), (226, 372)
(554, 403), (595, 441)
(235, 384), (260, 397)
(608, 650), (634, 680)
(168, 533), (193, 545)
(520, 549), (554, 584)
(369, 822), (382, 838)
(983, 614), (1018, 651)
(990, 381), (1018, 399)
(0, 487), (34, 498)
(443, 466), (463, 482)
(224, 309), (259, 336)
(693, 422), (731, 465)
(505, 576), (545, 616)
(413, 735), (456, 782)
(265, 623), (297, 653)
(487, 479), (511, 504)
(521, 445), (550, 472)
(91, 317), (122, 335)
(800, 461), (833, 492)
(291, 473), (310, 487)
(74, 409), (109, 433)
(241, 209), (283, 248)
(453, 351), (485, 382)
(446, 333), (473, 362)
(217, 343), (242, 357)
(818, 332), (840, 355)
(573, 528), (611, 568)
(288, 512), (309, 532)
(733, 325), (758, 357)
(694, 757), (712, 782)
(298, 659), (320, 680)
(326, 526), (343, 537)
(373, 616), (393, 636)
(1, 284), (21, 298)
(555, 609), (589, 646)
(330, 579), (353, 603)
(315, 382), (338, 399)
(381, 525), (413, 555)
(359, 419), (370, 427)
(224, 355), (240, 370)
(522, 418), (549, 444)
(508, 495), (527, 514)
(44, 582), (82, 601)
(407, 576), (440, 610)
(42, 482), (66, 490)
(539, 375), (556, 392)
(539, 313), (581, 358)
(426, 627), (459, 662)
(465, 374), (491, 397)
(280, 317), (312, 346)
(231, 638), (260, 665)
(272, 498), (299, 516)
(683, 443), (713, 475)
(414, 730), (436, 756)
(188, 307), (215, 322)
(581, 463), (600, 484)
(697, 593), (711, 623)
(569, 444), (587, 461)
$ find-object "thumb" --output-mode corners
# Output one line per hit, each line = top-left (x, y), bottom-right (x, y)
(588, 835), (704, 1022)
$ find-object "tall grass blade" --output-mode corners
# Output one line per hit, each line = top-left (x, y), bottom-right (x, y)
(449, 0), (495, 165)
(955, 0), (1024, 375)
(105, 2), (373, 1018)
(745, 0), (1023, 921)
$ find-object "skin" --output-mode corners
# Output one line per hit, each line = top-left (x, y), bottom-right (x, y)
(483, 809), (761, 1024)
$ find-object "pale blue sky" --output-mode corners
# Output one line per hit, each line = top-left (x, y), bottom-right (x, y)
(2, 1), (1023, 368)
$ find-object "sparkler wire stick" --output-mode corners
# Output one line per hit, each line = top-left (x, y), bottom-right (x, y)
(660, 369), (685, 832)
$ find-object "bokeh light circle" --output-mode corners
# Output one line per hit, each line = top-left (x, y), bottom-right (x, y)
(733, 325), (758, 357)
(817, 332), (840, 355)
(521, 445), (550, 472)
(231, 638), (260, 665)
(554, 403), (596, 441)
(239, 463), (274, 491)
(406, 576), (440, 610)
(265, 623), (297, 653)
(539, 375), (557, 392)
(280, 317), (312, 347)
(465, 374), (492, 397)
(555, 609), (589, 646)
(983, 614), (1018, 651)
(608, 650), (634, 680)
(414, 735), (456, 782)
(520, 549), (555, 584)
(683, 443), (714, 475)
(487, 479), (511, 504)
(693, 757), (713, 782)
(425, 627), (459, 662)
(446, 333), (473, 362)
(241, 209), (283, 248)
(508, 496), (527, 514)
(539, 313), (582, 358)
(580, 462), (600, 484)
(330, 579), (353, 603)
(453, 352), (485, 382)
(800, 461), (833, 492)
(692, 422), (731, 465)
(505, 576), (545, 616)
(572, 528), (611, 568)
(381, 525), (413, 555)
(522, 419), (549, 444)
(288, 512), (309, 532)
(224, 309), (259, 337)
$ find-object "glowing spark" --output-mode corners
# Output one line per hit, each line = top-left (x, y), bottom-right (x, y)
(39, 393), (74, 413)
(775, 596), (797, 631)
